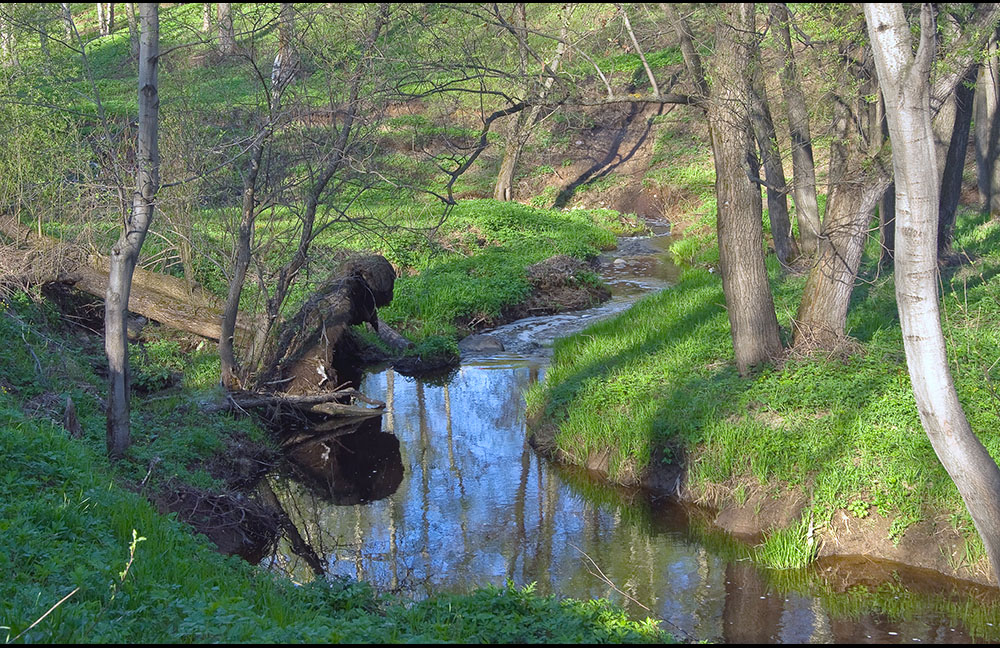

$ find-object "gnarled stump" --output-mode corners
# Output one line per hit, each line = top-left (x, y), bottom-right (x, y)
(258, 254), (396, 394)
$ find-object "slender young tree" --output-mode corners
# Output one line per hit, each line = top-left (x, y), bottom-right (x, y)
(105, 2), (159, 459)
(769, 2), (821, 256)
(866, 2), (1000, 587)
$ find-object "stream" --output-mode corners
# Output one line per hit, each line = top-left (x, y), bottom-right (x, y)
(264, 222), (1000, 643)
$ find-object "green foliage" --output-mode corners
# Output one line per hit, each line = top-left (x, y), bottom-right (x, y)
(531, 205), (1000, 569)
(753, 519), (818, 570)
(129, 339), (184, 393)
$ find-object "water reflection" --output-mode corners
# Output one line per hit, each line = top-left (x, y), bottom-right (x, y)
(282, 417), (403, 505)
(262, 229), (998, 642)
(265, 362), (998, 642)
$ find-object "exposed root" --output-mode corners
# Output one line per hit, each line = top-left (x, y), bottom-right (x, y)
(153, 481), (281, 563)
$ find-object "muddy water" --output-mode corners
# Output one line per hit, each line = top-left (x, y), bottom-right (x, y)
(265, 224), (1000, 643)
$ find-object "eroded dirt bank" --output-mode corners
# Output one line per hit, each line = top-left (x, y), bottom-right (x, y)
(528, 419), (995, 587)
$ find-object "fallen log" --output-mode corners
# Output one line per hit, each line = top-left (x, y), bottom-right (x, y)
(203, 387), (385, 415)
(0, 215), (258, 342)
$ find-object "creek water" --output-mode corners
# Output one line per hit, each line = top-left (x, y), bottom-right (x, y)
(265, 223), (1000, 643)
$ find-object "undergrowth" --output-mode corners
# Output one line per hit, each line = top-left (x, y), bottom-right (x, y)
(0, 294), (666, 644)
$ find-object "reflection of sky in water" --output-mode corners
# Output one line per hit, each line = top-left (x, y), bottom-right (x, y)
(267, 361), (992, 643)
(265, 238), (995, 643)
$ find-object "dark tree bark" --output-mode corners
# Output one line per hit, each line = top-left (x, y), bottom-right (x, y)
(748, 27), (798, 268)
(866, 2), (1000, 587)
(939, 64), (978, 256)
(769, 2), (821, 256)
(975, 29), (1000, 214)
(709, 3), (783, 375)
(879, 96), (896, 266)
(880, 181), (896, 266)
(105, 2), (159, 459)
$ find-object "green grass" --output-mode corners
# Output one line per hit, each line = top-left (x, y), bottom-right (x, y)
(0, 292), (667, 644)
(528, 205), (1000, 572)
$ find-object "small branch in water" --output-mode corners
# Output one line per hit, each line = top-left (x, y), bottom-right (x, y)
(570, 543), (694, 642)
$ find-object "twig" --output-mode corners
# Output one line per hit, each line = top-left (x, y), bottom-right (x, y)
(570, 543), (694, 642)
(6, 587), (79, 644)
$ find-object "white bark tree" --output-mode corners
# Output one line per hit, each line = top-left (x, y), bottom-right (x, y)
(105, 2), (159, 459)
(866, 2), (1000, 586)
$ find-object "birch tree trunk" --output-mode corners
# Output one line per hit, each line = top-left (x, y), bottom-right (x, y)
(218, 3), (235, 55)
(105, 2), (159, 459)
(866, 2), (1000, 586)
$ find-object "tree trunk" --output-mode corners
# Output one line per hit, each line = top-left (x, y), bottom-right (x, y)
(202, 3), (211, 31)
(97, 3), (106, 35)
(709, 3), (783, 375)
(879, 182), (896, 266)
(939, 64), (978, 256)
(493, 4), (569, 202)
(748, 32), (798, 268)
(769, 2), (821, 256)
(127, 3), (139, 59)
(794, 170), (888, 347)
(879, 96), (896, 266)
(219, 132), (266, 390)
(217, 3), (235, 55)
(867, 2), (1000, 587)
(105, 2), (159, 460)
(61, 3), (74, 39)
(975, 29), (1000, 215)
(272, 2), (297, 91)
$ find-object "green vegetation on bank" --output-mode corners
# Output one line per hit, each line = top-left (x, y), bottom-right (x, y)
(527, 205), (1000, 577)
(0, 295), (666, 643)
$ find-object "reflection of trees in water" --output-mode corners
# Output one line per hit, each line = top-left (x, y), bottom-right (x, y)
(258, 365), (998, 641)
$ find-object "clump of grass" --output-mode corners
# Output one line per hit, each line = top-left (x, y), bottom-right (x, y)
(753, 518), (817, 570)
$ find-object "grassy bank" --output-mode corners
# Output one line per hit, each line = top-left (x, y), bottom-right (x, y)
(0, 292), (667, 643)
(526, 205), (1000, 581)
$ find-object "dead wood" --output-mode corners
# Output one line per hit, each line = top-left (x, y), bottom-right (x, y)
(0, 215), (259, 342)
(257, 255), (396, 394)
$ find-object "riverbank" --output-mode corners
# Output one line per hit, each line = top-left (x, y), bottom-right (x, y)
(0, 290), (667, 643)
(526, 205), (1000, 587)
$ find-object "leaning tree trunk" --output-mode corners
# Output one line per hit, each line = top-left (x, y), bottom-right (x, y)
(709, 3), (783, 376)
(770, 2), (821, 256)
(867, 2), (1000, 587)
(793, 169), (889, 347)
(105, 2), (159, 460)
